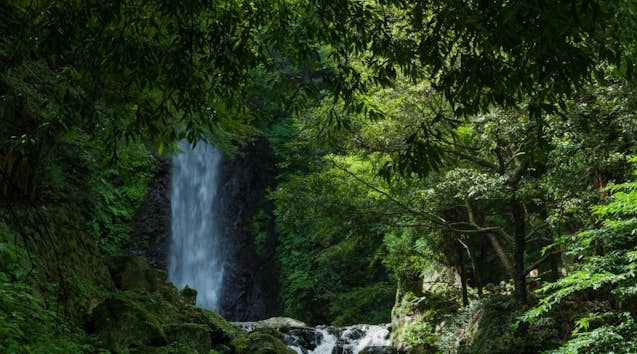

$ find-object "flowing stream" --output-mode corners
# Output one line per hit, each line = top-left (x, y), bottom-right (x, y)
(169, 141), (225, 311)
(285, 325), (391, 354)
(236, 320), (391, 354)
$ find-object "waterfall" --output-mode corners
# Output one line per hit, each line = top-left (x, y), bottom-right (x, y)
(169, 141), (225, 311)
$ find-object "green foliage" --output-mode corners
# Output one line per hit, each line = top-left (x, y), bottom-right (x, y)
(550, 313), (637, 354)
(249, 209), (276, 259)
(87, 143), (159, 255)
(2, 0), (637, 352)
(0, 238), (98, 353)
(329, 283), (395, 326)
(273, 154), (396, 325)
(437, 295), (561, 354)
(392, 291), (459, 353)
(524, 163), (637, 352)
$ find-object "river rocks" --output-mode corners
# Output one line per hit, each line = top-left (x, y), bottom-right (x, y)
(359, 347), (395, 354)
(235, 316), (309, 331)
(233, 328), (297, 354)
(284, 327), (323, 350)
(235, 321), (392, 354)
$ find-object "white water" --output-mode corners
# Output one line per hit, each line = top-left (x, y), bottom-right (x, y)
(287, 324), (391, 354)
(350, 325), (391, 353)
(169, 141), (225, 311)
(309, 328), (338, 354)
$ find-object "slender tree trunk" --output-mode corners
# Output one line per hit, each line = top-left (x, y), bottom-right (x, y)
(487, 233), (514, 277)
(467, 245), (483, 298)
(457, 242), (469, 306)
(549, 251), (560, 281)
(511, 197), (527, 303)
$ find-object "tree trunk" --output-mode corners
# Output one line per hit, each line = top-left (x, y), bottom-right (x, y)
(457, 242), (469, 306)
(549, 249), (560, 282)
(467, 245), (483, 298)
(511, 197), (527, 303)
(487, 233), (514, 277)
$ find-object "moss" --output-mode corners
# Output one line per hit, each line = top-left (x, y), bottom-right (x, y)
(1, 214), (290, 354)
(106, 255), (165, 293)
(89, 255), (250, 353)
(1, 206), (115, 324)
(233, 329), (296, 354)
(164, 323), (212, 353)
(90, 294), (167, 352)
(180, 286), (197, 305)
(391, 290), (459, 353)
(439, 295), (562, 354)
(195, 309), (244, 342)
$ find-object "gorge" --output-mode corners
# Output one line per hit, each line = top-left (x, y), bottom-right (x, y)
(166, 142), (393, 353)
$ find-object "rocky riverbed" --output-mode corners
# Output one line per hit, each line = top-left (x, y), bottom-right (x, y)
(235, 317), (393, 354)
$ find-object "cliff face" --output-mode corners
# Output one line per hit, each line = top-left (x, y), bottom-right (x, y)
(215, 139), (280, 321)
(130, 140), (280, 321)
(129, 159), (171, 270)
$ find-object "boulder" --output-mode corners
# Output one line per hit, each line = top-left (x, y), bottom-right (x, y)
(164, 323), (211, 353)
(234, 316), (308, 332)
(90, 295), (167, 352)
(106, 255), (166, 293)
(359, 347), (396, 354)
(283, 327), (323, 350)
(180, 286), (198, 305)
(233, 328), (297, 354)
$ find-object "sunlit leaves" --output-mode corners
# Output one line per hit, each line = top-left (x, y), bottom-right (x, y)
(523, 166), (637, 352)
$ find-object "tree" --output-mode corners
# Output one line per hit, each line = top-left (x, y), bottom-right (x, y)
(524, 159), (637, 353)
(1, 0), (289, 199)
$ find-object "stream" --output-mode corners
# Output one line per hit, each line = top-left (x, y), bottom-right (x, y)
(236, 320), (391, 354)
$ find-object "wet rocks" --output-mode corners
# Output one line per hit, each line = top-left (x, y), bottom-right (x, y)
(235, 320), (392, 354)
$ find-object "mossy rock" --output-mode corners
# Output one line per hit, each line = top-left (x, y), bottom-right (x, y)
(233, 329), (296, 354)
(185, 309), (244, 343)
(106, 255), (166, 293)
(90, 295), (167, 352)
(164, 323), (211, 353)
(180, 286), (198, 305)
(359, 348), (398, 354)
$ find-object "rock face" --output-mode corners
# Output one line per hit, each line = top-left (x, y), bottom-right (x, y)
(129, 160), (171, 270)
(129, 140), (280, 321)
(214, 139), (280, 321)
(89, 255), (292, 354)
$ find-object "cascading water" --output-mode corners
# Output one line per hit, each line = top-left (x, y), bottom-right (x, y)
(169, 141), (225, 311)
(285, 325), (391, 354)
(236, 319), (391, 354)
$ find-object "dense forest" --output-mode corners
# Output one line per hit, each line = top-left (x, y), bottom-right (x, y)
(1, 1), (637, 353)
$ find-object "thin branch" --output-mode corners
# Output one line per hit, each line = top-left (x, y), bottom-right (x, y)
(442, 147), (500, 171)
(328, 156), (448, 226)
(463, 200), (514, 242)
(525, 221), (549, 240)
(525, 251), (554, 275)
